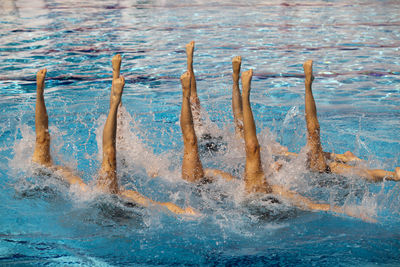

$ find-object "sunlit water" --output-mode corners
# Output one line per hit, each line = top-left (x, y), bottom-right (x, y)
(1, 0), (400, 265)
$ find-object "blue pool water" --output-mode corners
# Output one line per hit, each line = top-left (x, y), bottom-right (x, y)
(1, 0), (400, 265)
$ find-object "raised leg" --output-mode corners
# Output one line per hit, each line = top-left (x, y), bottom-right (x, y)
(180, 71), (204, 182)
(186, 41), (201, 126)
(111, 54), (123, 108)
(32, 68), (52, 166)
(112, 54), (121, 80)
(32, 69), (88, 189)
(232, 56), (244, 138)
(97, 76), (125, 194)
(111, 54), (126, 143)
(303, 60), (328, 172)
(241, 69), (272, 194)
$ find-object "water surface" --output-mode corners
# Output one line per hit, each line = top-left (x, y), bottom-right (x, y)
(1, 0), (400, 265)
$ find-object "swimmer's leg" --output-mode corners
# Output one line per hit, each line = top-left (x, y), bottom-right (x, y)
(32, 68), (52, 166)
(120, 189), (197, 215)
(203, 168), (235, 182)
(186, 41), (201, 126)
(241, 69), (272, 194)
(280, 150), (362, 163)
(180, 71), (205, 182)
(112, 54), (122, 107)
(270, 184), (376, 222)
(97, 76), (125, 194)
(303, 60), (328, 172)
(32, 69), (88, 189)
(112, 54), (121, 80)
(324, 151), (361, 163)
(232, 56), (244, 138)
(111, 54), (123, 109)
(329, 162), (400, 182)
(112, 54), (127, 144)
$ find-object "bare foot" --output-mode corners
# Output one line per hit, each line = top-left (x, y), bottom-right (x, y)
(232, 56), (242, 78)
(112, 54), (121, 79)
(303, 60), (314, 83)
(111, 76), (124, 106)
(241, 69), (253, 96)
(36, 68), (47, 92)
(180, 71), (191, 97)
(186, 41), (195, 59)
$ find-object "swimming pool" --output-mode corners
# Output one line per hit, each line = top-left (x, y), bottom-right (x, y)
(1, 0), (399, 265)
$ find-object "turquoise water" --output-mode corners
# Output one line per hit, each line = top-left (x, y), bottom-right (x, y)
(1, 0), (400, 265)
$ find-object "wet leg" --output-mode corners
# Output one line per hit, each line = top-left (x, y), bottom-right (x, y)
(112, 54), (121, 80)
(186, 41), (201, 126)
(112, 54), (123, 110)
(97, 76), (125, 194)
(111, 54), (126, 143)
(324, 151), (362, 163)
(180, 71), (204, 182)
(241, 69), (272, 194)
(32, 68), (52, 166)
(232, 56), (244, 138)
(31, 69), (87, 189)
(330, 162), (400, 182)
(303, 60), (328, 172)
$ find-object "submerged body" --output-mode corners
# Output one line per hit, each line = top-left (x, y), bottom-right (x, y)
(4, 2), (400, 264)
(180, 66), (374, 221)
(30, 47), (397, 222)
(32, 57), (195, 215)
(239, 68), (376, 221)
(230, 58), (399, 182)
(180, 71), (234, 183)
(303, 60), (400, 181)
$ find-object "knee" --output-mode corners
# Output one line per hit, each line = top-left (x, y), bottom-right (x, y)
(103, 145), (116, 158)
(36, 131), (50, 144)
(184, 133), (197, 147)
(306, 121), (320, 134)
(307, 127), (321, 142)
(246, 140), (260, 155)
